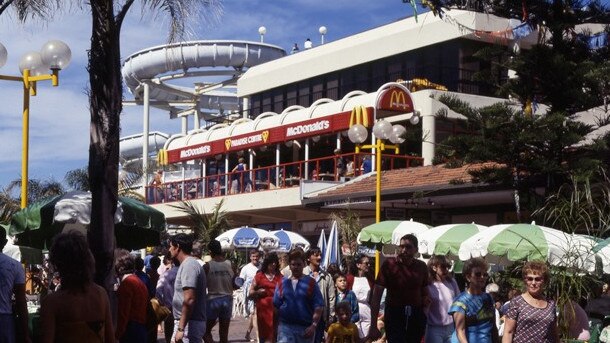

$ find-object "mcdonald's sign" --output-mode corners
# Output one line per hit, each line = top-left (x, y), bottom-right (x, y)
(349, 106), (370, 128)
(377, 87), (414, 113)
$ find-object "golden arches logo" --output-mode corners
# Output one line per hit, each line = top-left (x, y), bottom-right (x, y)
(157, 149), (168, 165)
(349, 106), (370, 128)
(389, 90), (408, 110)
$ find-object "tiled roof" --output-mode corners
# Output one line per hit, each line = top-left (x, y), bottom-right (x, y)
(307, 162), (500, 200)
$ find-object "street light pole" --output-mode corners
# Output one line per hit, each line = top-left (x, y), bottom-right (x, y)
(348, 82), (417, 276)
(0, 41), (72, 208)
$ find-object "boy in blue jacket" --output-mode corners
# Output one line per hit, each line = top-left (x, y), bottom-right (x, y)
(274, 249), (325, 343)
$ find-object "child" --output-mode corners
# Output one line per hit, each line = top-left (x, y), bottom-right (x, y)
(326, 301), (359, 343)
(334, 272), (360, 324)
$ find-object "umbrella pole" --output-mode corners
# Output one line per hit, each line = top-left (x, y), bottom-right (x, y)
(375, 250), (380, 278)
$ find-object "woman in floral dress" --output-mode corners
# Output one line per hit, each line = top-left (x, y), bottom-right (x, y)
(502, 261), (558, 343)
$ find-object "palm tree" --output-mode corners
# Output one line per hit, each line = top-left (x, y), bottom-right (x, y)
(64, 166), (145, 201)
(0, 178), (64, 226)
(64, 167), (90, 191)
(5, 0), (222, 288)
(170, 199), (232, 245)
(5, 178), (64, 206)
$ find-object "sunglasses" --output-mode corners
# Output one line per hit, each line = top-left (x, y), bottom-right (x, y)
(525, 276), (543, 283)
(473, 272), (489, 278)
(437, 264), (451, 269)
(399, 244), (414, 249)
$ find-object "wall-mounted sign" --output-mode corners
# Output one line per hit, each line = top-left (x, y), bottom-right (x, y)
(166, 107), (373, 163)
(377, 87), (414, 113)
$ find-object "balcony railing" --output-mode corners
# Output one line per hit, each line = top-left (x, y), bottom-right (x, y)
(145, 152), (423, 204)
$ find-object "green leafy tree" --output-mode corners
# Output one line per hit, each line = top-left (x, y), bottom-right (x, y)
(430, 1), (609, 221)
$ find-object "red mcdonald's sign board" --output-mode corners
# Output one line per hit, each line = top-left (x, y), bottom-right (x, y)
(166, 107), (374, 163)
(377, 87), (414, 113)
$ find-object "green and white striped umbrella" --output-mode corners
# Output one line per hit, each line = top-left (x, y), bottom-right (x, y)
(357, 219), (431, 247)
(592, 237), (610, 273)
(417, 223), (488, 256)
(458, 222), (597, 271)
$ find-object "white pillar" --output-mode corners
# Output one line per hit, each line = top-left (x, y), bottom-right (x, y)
(194, 109), (201, 130)
(422, 112), (435, 166)
(304, 138), (310, 180)
(181, 116), (188, 135)
(249, 149), (254, 181)
(225, 155), (229, 191)
(276, 144), (281, 186)
(242, 97), (249, 119)
(142, 82), (150, 186)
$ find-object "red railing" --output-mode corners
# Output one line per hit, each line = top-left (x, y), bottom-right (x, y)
(145, 152), (423, 204)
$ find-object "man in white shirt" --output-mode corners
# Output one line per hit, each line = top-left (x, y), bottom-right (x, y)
(239, 250), (261, 341)
(0, 227), (30, 343)
(304, 38), (313, 49)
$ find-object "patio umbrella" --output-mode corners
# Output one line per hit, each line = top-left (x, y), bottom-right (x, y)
(357, 219), (431, 247)
(417, 223), (488, 256)
(9, 191), (166, 250)
(2, 224), (43, 264)
(317, 229), (327, 257)
(458, 222), (597, 272)
(322, 221), (339, 269)
(591, 237), (610, 274)
(216, 227), (278, 250)
(271, 229), (310, 252)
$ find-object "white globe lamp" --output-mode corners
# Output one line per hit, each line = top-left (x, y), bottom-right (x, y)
(372, 119), (393, 140)
(40, 40), (72, 70)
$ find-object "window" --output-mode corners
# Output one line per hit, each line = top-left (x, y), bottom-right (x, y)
(326, 75), (339, 100)
(298, 83), (310, 106)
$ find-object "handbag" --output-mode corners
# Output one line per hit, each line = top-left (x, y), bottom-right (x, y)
(148, 297), (171, 324)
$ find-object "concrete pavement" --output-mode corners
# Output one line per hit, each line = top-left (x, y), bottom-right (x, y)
(158, 315), (256, 343)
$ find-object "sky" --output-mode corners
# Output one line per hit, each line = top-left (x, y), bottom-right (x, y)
(0, 0), (419, 188)
(1, 1), (608, 189)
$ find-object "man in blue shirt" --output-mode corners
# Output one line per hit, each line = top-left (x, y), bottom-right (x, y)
(274, 249), (324, 343)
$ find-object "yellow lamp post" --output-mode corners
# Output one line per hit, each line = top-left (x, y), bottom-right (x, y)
(348, 90), (419, 276)
(0, 40), (72, 208)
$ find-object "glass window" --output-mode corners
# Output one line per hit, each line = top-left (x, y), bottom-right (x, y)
(286, 85), (298, 107)
(326, 76), (339, 100)
(273, 90), (284, 112)
(312, 79), (324, 101)
(299, 82), (310, 106)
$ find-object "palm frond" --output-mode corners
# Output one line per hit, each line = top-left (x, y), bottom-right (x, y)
(169, 198), (231, 244)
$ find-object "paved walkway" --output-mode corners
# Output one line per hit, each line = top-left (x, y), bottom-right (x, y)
(158, 315), (255, 343)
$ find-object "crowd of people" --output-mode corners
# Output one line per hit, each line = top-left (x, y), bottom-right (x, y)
(3, 225), (610, 343)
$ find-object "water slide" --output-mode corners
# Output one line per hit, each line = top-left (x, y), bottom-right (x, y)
(122, 40), (286, 115)
(120, 40), (286, 166)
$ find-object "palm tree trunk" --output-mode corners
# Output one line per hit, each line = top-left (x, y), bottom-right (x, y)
(87, 0), (121, 290)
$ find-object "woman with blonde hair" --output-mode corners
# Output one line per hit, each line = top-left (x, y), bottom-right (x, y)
(425, 255), (460, 343)
(502, 261), (558, 343)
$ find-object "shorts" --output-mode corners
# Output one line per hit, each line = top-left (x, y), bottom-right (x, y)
(206, 295), (233, 321)
(277, 322), (314, 343)
(171, 319), (206, 343)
